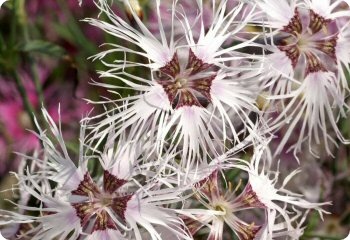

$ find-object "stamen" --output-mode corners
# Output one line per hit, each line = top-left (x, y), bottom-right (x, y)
(72, 172), (100, 197)
(305, 52), (327, 74)
(233, 183), (266, 209)
(282, 9), (302, 36)
(159, 52), (180, 78)
(92, 210), (118, 231)
(309, 10), (331, 34)
(234, 179), (242, 193)
(236, 222), (261, 240)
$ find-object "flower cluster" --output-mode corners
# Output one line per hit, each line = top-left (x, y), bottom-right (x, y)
(255, 0), (350, 157)
(1, 0), (349, 239)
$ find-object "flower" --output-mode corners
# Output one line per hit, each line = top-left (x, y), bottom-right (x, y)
(255, 0), (350, 156)
(175, 141), (329, 240)
(85, 0), (262, 168)
(180, 170), (264, 240)
(1, 109), (190, 240)
(228, 143), (331, 237)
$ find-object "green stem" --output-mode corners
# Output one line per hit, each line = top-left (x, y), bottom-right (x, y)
(10, 0), (18, 47)
(12, 71), (39, 133)
(29, 59), (45, 106)
(16, 0), (46, 107)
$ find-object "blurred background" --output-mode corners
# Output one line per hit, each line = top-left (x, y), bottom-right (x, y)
(0, 0), (349, 239)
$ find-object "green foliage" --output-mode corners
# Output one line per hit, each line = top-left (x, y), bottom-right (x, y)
(20, 40), (66, 57)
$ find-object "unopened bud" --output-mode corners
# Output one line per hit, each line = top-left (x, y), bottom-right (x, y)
(256, 92), (269, 110)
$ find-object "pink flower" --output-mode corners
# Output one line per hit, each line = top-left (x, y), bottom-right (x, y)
(0, 66), (90, 176)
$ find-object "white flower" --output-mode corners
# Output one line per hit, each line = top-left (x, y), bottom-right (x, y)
(174, 138), (328, 240)
(85, 0), (262, 167)
(228, 143), (331, 236)
(270, 71), (348, 156)
(2, 109), (190, 240)
(179, 170), (264, 240)
(255, 0), (350, 156)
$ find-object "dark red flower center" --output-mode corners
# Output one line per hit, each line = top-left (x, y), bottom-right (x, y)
(71, 171), (132, 233)
(277, 9), (338, 76)
(157, 49), (216, 109)
(189, 170), (263, 240)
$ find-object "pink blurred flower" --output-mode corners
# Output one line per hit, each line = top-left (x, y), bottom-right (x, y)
(0, 66), (91, 176)
(26, 0), (95, 20)
(25, 0), (104, 48)
(147, 0), (214, 39)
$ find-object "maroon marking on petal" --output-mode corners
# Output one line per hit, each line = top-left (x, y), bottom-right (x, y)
(187, 49), (213, 75)
(111, 195), (133, 221)
(92, 210), (118, 232)
(314, 35), (338, 60)
(72, 172), (100, 197)
(278, 9), (338, 74)
(278, 44), (300, 68)
(190, 75), (216, 101)
(305, 51), (327, 75)
(103, 170), (128, 194)
(159, 53), (180, 78)
(175, 89), (202, 109)
(182, 216), (205, 236)
(195, 170), (218, 189)
(235, 222), (262, 240)
(72, 202), (98, 227)
(282, 9), (302, 36)
(158, 76), (215, 109)
(233, 183), (266, 209)
(194, 170), (220, 201)
(157, 79), (179, 105)
(158, 49), (215, 109)
(309, 10), (331, 34)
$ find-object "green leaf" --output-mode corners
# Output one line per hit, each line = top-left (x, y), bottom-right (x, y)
(21, 40), (65, 57)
